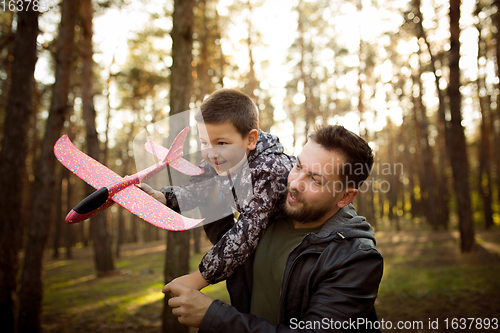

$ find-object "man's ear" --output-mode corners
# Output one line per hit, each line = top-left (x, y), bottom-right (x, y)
(247, 129), (259, 150)
(337, 188), (359, 208)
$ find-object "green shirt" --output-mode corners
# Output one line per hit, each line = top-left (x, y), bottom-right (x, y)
(250, 218), (322, 325)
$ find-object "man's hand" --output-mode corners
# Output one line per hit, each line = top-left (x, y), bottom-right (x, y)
(163, 281), (214, 327)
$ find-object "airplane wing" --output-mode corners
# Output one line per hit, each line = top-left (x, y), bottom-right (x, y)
(54, 135), (121, 189)
(111, 185), (202, 231)
(54, 135), (203, 231)
(145, 139), (204, 176)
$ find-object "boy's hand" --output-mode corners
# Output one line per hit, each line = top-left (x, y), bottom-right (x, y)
(135, 183), (166, 204)
(164, 270), (209, 292)
(136, 183), (154, 195)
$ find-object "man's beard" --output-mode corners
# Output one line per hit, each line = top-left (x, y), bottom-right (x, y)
(283, 186), (331, 224)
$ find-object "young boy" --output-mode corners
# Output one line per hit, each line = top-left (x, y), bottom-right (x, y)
(141, 88), (294, 290)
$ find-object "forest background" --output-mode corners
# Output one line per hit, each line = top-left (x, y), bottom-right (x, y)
(1, 0), (500, 332)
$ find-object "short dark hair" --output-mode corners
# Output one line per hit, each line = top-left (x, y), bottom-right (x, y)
(309, 125), (374, 189)
(195, 89), (259, 138)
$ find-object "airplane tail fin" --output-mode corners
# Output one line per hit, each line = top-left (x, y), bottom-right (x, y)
(164, 127), (189, 164)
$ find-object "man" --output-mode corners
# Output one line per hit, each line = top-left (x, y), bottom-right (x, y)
(164, 125), (383, 332)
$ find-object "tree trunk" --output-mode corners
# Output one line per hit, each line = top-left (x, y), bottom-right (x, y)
(162, 0), (193, 332)
(192, 228), (201, 254)
(386, 121), (400, 231)
(0, 12), (16, 125)
(0, 8), (39, 333)
(65, 167), (73, 259)
(53, 165), (64, 259)
(17, 1), (79, 331)
(246, 0), (258, 105)
(493, 0), (500, 209)
(199, 0), (210, 100)
(215, 9), (226, 87)
(116, 142), (131, 258)
(415, 0), (450, 229)
(447, 0), (475, 252)
(402, 118), (419, 220)
(476, 24), (494, 229)
(80, 0), (115, 275)
(20, 96), (40, 254)
(435, 113), (451, 229)
(297, 0), (312, 139)
(412, 53), (438, 229)
(366, 130), (377, 226)
(356, 32), (366, 219)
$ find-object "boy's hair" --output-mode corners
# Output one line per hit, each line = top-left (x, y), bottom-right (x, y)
(195, 89), (259, 138)
(309, 125), (374, 189)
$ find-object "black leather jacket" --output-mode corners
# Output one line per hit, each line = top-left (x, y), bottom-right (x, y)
(200, 204), (384, 332)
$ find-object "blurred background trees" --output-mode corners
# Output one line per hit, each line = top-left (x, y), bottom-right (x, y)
(0, 6), (40, 332)
(1, 0), (500, 331)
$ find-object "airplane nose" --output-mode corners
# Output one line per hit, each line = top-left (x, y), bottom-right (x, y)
(65, 210), (80, 223)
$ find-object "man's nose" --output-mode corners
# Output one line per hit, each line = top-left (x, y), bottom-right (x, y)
(289, 172), (306, 192)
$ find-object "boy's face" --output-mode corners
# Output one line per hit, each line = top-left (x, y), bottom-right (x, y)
(197, 122), (258, 175)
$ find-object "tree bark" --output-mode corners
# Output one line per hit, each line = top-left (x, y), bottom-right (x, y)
(215, 9), (226, 88)
(53, 166), (64, 259)
(0, 12), (16, 126)
(246, 0), (258, 105)
(402, 118), (419, 220)
(415, 0), (450, 229)
(116, 136), (132, 258)
(17, 1), (79, 331)
(80, 0), (115, 275)
(198, 0), (210, 100)
(385, 121), (400, 231)
(297, 0), (312, 139)
(412, 52), (438, 229)
(65, 167), (73, 259)
(0, 8), (39, 333)
(493, 0), (500, 209)
(476, 23), (494, 229)
(162, 0), (194, 332)
(447, 0), (475, 252)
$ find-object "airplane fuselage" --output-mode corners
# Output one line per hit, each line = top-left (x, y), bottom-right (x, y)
(66, 160), (171, 223)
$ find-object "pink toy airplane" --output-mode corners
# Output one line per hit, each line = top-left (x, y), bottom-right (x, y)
(54, 127), (204, 231)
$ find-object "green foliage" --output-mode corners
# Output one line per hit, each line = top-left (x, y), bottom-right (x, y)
(114, 19), (171, 118)
(42, 227), (500, 332)
(376, 227), (500, 327)
(42, 240), (229, 332)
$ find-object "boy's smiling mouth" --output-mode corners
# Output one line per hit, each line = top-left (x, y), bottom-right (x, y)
(211, 157), (227, 167)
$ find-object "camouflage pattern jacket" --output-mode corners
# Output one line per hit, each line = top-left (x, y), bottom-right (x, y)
(161, 130), (295, 283)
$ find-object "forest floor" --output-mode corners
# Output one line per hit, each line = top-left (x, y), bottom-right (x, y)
(41, 222), (500, 333)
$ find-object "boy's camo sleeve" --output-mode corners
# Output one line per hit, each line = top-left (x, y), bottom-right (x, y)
(159, 161), (216, 212)
(198, 157), (292, 284)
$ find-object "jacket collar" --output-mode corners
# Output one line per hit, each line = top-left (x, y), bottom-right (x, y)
(310, 204), (376, 244)
(247, 130), (284, 164)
